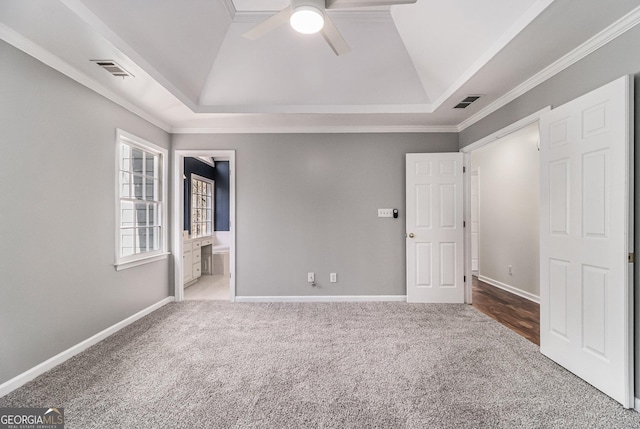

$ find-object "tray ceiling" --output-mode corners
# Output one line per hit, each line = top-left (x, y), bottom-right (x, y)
(1, 0), (638, 131)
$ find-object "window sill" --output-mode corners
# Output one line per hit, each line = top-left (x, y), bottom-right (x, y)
(115, 252), (170, 271)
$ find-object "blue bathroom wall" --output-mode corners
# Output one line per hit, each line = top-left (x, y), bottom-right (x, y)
(184, 158), (230, 233)
(213, 161), (230, 231)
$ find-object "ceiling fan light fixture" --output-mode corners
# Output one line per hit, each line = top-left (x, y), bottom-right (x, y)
(290, 6), (324, 34)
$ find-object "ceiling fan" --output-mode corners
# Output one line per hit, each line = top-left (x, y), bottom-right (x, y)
(242, 0), (417, 56)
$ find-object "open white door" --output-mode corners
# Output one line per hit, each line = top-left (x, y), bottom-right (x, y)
(406, 153), (465, 303)
(540, 75), (633, 407)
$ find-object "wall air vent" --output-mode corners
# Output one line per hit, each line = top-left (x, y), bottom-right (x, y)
(453, 95), (482, 109)
(91, 60), (134, 78)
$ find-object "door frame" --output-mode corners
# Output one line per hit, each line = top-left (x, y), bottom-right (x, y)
(470, 169), (480, 273)
(461, 107), (550, 304)
(172, 150), (236, 302)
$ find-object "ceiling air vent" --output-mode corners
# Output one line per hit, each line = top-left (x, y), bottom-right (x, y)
(453, 95), (482, 109)
(91, 60), (134, 78)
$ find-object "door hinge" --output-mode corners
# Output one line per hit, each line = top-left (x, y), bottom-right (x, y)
(629, 253), (635, 263)
(463, 166), (466, 173)
(463, 221), (466, 227)
(464, 275), (466, 282)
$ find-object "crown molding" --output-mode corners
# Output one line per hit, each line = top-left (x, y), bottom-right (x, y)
(171, 125), (457, 134)
(195, 102), (432, 114)
(460, 107), (550, 152)
(221, 0), (236, 21)
(456, 4), (640, 132)
(0, 23), (171, 133)
(431, 0), (554, 110)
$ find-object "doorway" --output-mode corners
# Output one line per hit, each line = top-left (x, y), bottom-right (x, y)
(463, 114), (544, 344)
(172, 150), (236, 302)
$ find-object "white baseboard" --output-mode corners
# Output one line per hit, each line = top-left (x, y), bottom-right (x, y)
(0, 296), (174, 398)
(478, 275), (540, 304)
(635, 397), (640, 412)
(235, 295), (407, 303)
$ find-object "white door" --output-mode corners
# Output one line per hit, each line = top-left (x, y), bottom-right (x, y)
(471, 170), (479, 272)
(406, 153), (465, 303)
(540, 75), (633, 407)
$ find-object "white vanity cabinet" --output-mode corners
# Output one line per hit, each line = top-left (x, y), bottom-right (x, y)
(183, 241), (193, 283)
(192, 240), (202, 281)
(184, 236), (212, 287)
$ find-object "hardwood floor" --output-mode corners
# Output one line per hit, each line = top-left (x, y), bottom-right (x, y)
(472, 276), (540, 345)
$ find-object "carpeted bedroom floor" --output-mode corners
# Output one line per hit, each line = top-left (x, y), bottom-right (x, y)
(1, 301), (639, 428)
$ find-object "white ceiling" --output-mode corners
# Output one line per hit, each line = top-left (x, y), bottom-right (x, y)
(1, 0), (639, 132)
(199, 17), (430, 109)
(232, 0), (294, 12)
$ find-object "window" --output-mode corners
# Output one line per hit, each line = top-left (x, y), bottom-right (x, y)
(116, 130), (168, 270)
(191, 175), (214, 238)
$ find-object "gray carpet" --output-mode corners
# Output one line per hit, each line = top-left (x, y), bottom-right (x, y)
(1, 301), (640, 428)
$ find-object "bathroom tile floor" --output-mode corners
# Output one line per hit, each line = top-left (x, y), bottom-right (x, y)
(184, 274), (230, 300)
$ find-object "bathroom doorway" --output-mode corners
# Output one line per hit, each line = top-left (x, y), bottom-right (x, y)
(172, 150), (235, 301)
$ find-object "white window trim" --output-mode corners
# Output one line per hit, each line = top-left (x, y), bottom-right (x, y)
(190, 173), (215, 238)
(115, 129), (169, 270)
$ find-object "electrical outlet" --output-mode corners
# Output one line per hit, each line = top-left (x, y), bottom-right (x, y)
(308, 272), (315, 283)
(330, 273), (337, 283)
(378, 208), (393, 218)
(508, 265), (513, 275)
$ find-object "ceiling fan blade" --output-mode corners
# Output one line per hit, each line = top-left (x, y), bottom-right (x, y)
(326, 0), (416, 9)
(320, 14), (350, 56)
(242, 7), (291, 40)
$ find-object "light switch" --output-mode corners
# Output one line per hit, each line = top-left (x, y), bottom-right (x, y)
(378, 208), (393, 218)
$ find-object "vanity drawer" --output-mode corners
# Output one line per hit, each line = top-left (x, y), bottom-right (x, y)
(192, 240), (202, 250)
(201, 238), (213, 246)
(193, 249), (202, 262)
(183, 242), (192, 252)
(192, 263), (201, 278)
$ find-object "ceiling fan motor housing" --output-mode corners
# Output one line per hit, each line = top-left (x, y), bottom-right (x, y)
(291, 0), (326, 13)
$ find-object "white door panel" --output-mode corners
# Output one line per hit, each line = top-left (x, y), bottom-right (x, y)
(406, 153), (465, 303)
(540, 75), (633, 407)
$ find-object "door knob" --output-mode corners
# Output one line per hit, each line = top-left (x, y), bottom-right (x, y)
(408, 233), (415, 238)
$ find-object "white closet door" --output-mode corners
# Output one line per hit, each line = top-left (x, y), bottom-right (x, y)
(406, 153), (465, 303)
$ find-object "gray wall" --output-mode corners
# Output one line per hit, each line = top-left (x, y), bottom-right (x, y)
(172, 133), (458, 297)
(471, 123), (540, 298)
(0, 41), (171, 385)
(458, 23), (640, 403)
